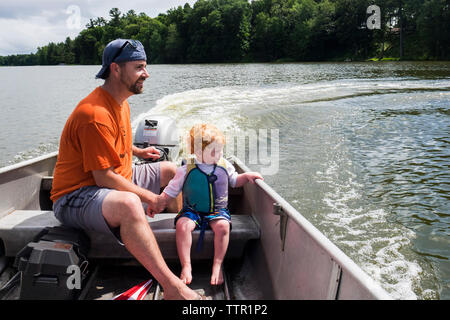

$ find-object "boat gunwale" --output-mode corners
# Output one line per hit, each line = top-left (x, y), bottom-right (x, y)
(0, 151), (58, 175)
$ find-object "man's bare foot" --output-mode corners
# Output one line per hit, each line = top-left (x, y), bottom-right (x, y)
(163, 280), (200, 300)
(210, 263), (224, 285)
(180, 265), (193, 285)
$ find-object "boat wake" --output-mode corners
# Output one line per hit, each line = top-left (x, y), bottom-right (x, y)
(316, 160), (428, 300)
(133, 78), (450, 133)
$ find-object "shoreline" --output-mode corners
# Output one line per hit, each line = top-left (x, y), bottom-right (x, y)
(1, 58), (450, 67)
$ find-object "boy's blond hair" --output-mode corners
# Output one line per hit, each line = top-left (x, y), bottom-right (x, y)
(188, 123), (225, 154)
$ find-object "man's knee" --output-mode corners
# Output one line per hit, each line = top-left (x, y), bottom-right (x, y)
(104, 191), (145, 225)
(120, 192), (142, 210)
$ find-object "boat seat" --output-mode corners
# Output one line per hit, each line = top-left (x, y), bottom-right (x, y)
(0, 210), (260, 260)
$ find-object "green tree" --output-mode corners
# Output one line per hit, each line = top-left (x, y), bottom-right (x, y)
(334, 0), (375, 59)
(109, 8), (121, 27)
(76, 30), (101, 64)
(165, 23), (184, 63)
(416, 0), (449, 59)
(285, 0), (318, 60)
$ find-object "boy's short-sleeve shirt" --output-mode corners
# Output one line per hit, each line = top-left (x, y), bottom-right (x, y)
(51, 87), (133, 202)
(162, 158), (238, 199)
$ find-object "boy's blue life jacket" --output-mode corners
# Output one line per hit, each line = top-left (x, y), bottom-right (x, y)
(182, 158), (229, 214)
(181, 158), (230, 251)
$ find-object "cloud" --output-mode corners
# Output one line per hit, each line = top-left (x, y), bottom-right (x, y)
(0, 16), (81, 55)
(0, 0), (197, 56)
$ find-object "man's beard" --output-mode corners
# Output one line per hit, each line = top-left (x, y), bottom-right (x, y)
(121, 75), (145, 94)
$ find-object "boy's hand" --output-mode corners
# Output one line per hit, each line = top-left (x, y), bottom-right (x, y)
(147, 193), (171, 217)
(235, 172), (263, 187)
(245, 172), (263, 184)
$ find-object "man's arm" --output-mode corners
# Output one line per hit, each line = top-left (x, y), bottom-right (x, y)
(92, 167), (164, 214)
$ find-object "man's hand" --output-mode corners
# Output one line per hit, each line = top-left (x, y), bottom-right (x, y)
(140, 191), (158, 218)
(92, 167), (160, 216)
(146, 193), (172, 217)
(133, 145), (160, 160)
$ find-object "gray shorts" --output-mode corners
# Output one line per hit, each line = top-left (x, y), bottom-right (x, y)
(53, 162), (161, 245)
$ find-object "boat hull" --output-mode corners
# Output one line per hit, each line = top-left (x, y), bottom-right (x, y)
(0, 153), (391, 299)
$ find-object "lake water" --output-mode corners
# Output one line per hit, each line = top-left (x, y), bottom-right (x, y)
(0, 62), (449, 299)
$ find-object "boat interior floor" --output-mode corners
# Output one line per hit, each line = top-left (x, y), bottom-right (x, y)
(0, 210), (263, 300)
(0, 257), (265, 300)
(83, 261), (230, 300)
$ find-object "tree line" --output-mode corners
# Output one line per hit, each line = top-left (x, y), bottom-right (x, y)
(0, 0), (448, 66)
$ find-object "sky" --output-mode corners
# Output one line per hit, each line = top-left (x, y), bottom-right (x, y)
(0, 0), (198, 56)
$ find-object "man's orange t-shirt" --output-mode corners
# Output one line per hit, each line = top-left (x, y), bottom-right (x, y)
(50, 86), (133, 202)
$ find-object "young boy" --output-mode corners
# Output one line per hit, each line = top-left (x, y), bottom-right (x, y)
(155, 123), (263, 285)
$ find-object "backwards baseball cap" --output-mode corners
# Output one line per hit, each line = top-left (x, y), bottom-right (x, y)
(95, 39), (147, 79)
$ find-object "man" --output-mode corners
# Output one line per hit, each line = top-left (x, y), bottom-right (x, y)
(50, 39), (200, 300)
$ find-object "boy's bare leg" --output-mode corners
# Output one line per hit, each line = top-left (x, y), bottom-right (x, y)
(175, 217), (196, 284)
(209, 219), (230, 285)
(102, 190), (199, 299)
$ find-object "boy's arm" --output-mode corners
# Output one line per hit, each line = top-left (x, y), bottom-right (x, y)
(223, 158), (263, 188)
(151, 165), (187, 215)
(234, 172), (263, 188)
(154, 192), (174, 215)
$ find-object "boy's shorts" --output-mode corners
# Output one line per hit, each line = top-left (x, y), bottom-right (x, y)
(174, 208), (232, 230)
(53, 162), (161, 245)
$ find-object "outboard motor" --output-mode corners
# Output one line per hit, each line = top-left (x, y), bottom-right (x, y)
(134, 115), (180, 163)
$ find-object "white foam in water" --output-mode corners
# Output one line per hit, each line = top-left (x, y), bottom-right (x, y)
(318, 160), (422, 300)
(132, 87), (244, 135)
(363, 234), (423, 300)
(133, 79), (450, 132)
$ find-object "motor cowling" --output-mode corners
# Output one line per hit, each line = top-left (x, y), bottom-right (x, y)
(133, 115), (180, 163)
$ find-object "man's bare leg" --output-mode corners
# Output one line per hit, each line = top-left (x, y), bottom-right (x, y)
(102, 190), (199, 299)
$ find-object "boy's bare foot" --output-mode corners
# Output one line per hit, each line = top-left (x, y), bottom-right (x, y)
(210, 263), (224, 285)
(180, 265), (193, 285)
